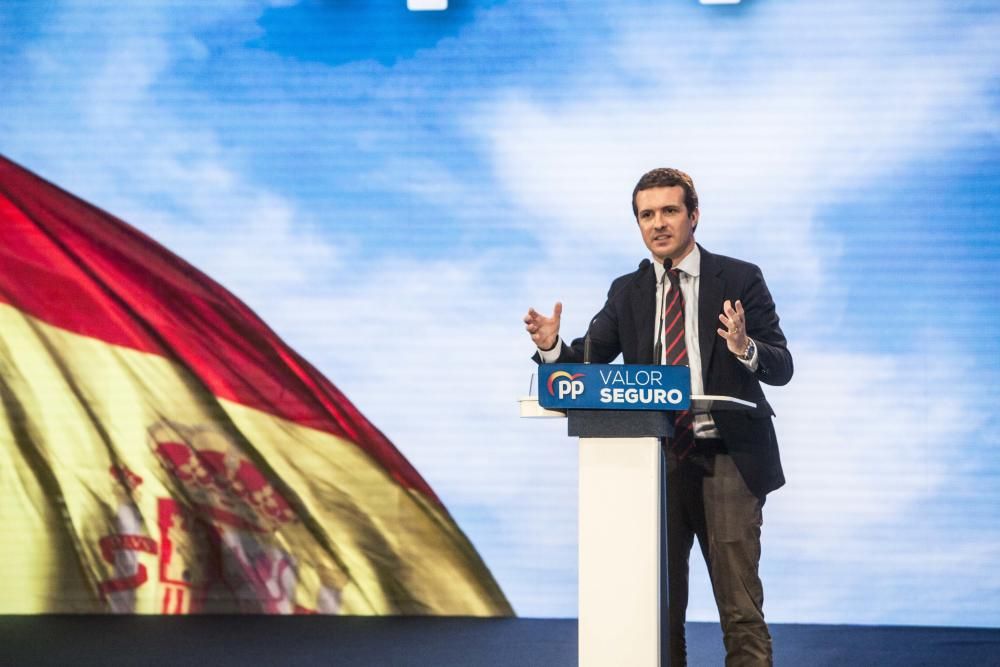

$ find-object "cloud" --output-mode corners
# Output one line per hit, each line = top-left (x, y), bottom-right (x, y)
(479, 0), (1000, 315)
(2, 1), (348, 308)
(767, 339), (979, 537)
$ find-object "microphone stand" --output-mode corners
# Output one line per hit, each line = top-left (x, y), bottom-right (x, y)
(652, 258), (672, 364)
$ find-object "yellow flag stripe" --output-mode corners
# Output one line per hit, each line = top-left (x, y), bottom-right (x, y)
(0, 303), (511, 615)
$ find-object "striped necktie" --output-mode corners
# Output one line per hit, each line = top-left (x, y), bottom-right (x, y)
(663, 268), (695, 457)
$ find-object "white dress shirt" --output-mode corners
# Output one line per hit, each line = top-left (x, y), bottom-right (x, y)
(539, 245), (759, 440)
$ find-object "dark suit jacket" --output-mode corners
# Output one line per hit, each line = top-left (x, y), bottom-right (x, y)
(536, 245), (793, 498)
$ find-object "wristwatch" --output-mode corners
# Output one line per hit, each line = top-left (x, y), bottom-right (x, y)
(740, 338), (756, 362)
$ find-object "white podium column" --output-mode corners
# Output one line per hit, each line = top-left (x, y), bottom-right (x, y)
(578, 436), (665, 667)
(521, 393), (755, 667)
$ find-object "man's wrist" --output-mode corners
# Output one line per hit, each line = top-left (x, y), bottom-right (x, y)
(739, 338), (755, 361)
(538, 338), (559, 353)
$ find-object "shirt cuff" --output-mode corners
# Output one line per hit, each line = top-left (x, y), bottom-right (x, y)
(738, 338), (759, 372)
(537, 338), (563, 363)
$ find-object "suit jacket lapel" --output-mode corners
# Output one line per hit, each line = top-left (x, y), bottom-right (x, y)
(698, 246), (724, 385)
(631, 263), (657, 364)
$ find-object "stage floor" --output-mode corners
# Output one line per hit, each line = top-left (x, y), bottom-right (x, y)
(2, 616), (998, 666)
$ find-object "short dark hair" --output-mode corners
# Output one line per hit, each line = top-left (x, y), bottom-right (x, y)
(631, 168), (699, 218)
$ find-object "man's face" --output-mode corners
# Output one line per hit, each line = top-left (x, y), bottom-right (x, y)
(635, 185), (699, 264)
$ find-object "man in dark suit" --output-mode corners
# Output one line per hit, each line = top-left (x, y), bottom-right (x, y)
(524, 168), (792, 666)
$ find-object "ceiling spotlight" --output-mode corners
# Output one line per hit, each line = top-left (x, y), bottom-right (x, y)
(408, 0), (447, 10)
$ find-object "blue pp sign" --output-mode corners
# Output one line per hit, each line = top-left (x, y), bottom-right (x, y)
(538, 364), (690, 411)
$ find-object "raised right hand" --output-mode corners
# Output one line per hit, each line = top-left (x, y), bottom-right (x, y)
(523, 302), (562, 351)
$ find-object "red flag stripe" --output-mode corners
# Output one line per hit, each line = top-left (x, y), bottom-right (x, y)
(0, 155), (438, 503)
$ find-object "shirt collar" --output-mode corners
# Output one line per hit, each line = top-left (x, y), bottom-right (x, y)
(652, 244), (701, 280)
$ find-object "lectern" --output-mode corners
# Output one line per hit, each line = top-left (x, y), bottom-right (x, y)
(521, 363), (754, 667)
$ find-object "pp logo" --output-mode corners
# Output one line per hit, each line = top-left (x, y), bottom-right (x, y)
(547, 371), (585, 400)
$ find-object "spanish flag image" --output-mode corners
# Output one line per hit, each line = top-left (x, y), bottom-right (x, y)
(0, 155), (512, 616)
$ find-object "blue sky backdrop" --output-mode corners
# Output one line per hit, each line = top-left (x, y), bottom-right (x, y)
(2, 0), (999, 625)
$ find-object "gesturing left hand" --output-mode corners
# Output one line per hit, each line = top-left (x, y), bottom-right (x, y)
(717, 299), (749, 356)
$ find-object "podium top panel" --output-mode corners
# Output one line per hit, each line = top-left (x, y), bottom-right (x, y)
(519, 395), (756, 419)
(519, 397), (565, 418)
(538, 364), (690, 411)
(690, 395), (756, 411)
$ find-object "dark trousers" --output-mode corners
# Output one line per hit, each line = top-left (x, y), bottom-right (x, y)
(667, 448), (772, 667)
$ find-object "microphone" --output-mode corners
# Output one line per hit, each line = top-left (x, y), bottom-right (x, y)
(652, 258), (673, 364)
(583, 259), (652, 364)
